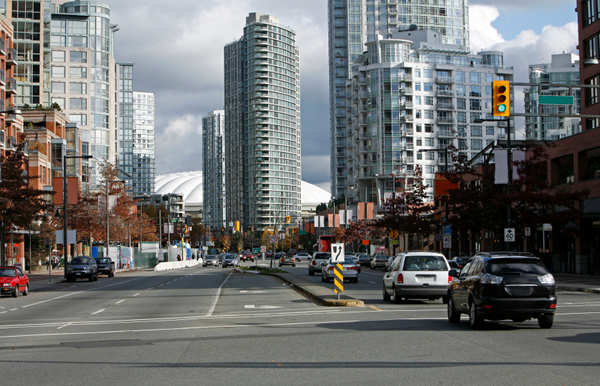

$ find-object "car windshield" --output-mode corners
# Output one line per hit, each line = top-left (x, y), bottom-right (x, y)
(0, 268), (16, 277)
(487, 259), (549, 276)
(403, 255), (447, 271)
(96, 258), (111, 264)
(314, 253), (331, 259)
(71, 257), (92, 265)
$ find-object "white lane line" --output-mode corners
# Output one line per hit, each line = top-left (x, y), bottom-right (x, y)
(132, 293), (140, 297)
(369, 281), (377, 284)
(146, 288), (154, 291)
(10, 308), (18, 311)
(207, 271), (234, 317)
(1, 316), (450, 340)
(91, 309), (105, 315)
(0, 306), (5, 309)
(245, 305), (282, 309)
(57, 322), (72, 330)
(0, 311), (6, 314)
(115, 300), (125, 305)
(158, 284), (163, 287)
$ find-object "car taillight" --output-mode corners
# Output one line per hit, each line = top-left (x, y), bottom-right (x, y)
(280, 258), (284, 261)
(550, 304), (556, 308)
(312, 260), (316, 266)
(292, 258), (296, 261)
(328, 266), (334, 270)
(448, 275), (453, 283)
(481, 273), (503, 284)
(347, 266), (357, 270)
(397, 273), (403, 284)
(482, 304), (492, 309)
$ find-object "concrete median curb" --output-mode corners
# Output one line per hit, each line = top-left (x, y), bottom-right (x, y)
(557, 285), (600, 295)
(235, 269), (364, 307)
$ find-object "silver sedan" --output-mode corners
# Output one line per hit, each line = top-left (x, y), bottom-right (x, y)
(321, 257), (359, 283)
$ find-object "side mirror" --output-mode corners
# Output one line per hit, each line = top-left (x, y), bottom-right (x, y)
(449, 269), (458, 277)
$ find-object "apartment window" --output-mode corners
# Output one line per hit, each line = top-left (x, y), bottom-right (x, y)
(69, 114), (88, 126)
(457, 98), (466, 110)
(471, 126), (482, 137)
(70, 98), (87, 110)
(52, 97), (65, 110)
(51, 82), (65, 94)
(52, 51), (65, 62)
(583, 0), (600, 26)
(470, 99), (481, 110)
(51, 66), (65, 78)
(70, 82), (87, 94)
(69, 67), (87, 79)
(70, 51), (87, 63)
(469, 72), (481, 84)
(586, 74), (600, 106)
(458, 139), (468, 150)
(425, 137), (434, 146)
(68, 36), (87, 48)
(471, 139), (482, 151)
(486, 126), (495, 136)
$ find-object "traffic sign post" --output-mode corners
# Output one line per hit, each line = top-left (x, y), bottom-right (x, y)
(331, 243), (344, 299)
(504, 228), (515, 243)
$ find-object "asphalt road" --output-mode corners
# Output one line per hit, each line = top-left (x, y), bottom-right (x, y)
(1, 264), (599, 385)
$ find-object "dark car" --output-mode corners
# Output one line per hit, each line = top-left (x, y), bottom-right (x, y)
(222, 254), (239, 268)
(357, 254), (371, 267)
(66, 256), (98, 282)
(95, 257), (115, 277)
(447, 255), (557, 329)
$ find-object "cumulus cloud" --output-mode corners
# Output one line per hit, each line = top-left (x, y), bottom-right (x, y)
(155, 115), (203, 174)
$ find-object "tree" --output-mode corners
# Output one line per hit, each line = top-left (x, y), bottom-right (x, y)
(376, 166), (436, 249)
(0, 139), (49, 263)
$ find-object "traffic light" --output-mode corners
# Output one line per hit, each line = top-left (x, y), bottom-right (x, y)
(492, 80), (510, 117)
(235, 221), (240, 232)
(286, 215), (291, 224)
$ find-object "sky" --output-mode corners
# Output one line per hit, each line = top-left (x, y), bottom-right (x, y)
(109, 0), (578, 192)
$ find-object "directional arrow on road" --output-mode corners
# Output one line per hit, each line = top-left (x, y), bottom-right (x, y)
(244, 305), (282, 309)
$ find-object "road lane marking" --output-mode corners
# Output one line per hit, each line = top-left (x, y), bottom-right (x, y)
(207, 272), (233, 317)
(10, 308), (18, 311)
(57, 322), (72, 330)
(245, 305), (282, 309)
(91, 309), (105, 315)
(368, 306), (382, 311)
(369, 281), (377, 284)
(132, 293), (140, 297)
(115, 300), (125, 305)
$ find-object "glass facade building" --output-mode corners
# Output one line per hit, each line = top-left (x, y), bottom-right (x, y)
(344, 31), (513, 206)
(525, 53), (581, 141)
(132, 91), (156, 196)
(117, 62), (133, 180)
(224, 13), (301, 232)
(328, 0), (470, 197)
(202, 110), (226, 231)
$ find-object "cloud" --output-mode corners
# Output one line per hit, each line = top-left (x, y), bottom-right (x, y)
(470, 0), (572, 10)
(301, 155), (331, 189)
(155, 114), (203, 174)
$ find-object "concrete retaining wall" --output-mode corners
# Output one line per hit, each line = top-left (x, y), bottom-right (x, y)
(154, 259), (201, 271)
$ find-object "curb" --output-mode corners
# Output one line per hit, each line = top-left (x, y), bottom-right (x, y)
(236, 269), (365, 307)
(557, 285), (600, 295)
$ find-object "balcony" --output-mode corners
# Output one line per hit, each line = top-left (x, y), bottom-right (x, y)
(436, 90), (454, 97)
(6, 77), (16, 95)
(0, 38), (4, 56)
(6, 135), (16, 150)
(400, 88), (413, 95)
(437, 103), (455, 110)
(435, 76), (454, 84)
(6, 48), (17, 67)
(0, 130), (4, 147)
(5, 112), (19, 124)
(436, 117), (455, 124)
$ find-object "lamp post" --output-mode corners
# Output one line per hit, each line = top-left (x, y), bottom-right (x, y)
(474, 117), (513, 242)
(418, 147), (450, 171)
(62, 154), (93, 278)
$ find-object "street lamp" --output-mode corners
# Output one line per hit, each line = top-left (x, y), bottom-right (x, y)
(474, 117), (513, 242)
(62, 154), (93, 278)
(418, 148), (450, 171)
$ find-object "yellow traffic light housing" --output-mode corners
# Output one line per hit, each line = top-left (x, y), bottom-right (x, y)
(286, 215), (291, 224)
(492, 80), (510, 117)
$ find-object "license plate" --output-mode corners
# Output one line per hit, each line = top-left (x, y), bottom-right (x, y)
(76, 273), (81, 275)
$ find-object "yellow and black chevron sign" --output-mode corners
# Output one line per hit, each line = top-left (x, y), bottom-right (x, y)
(334, 264), (343, 293)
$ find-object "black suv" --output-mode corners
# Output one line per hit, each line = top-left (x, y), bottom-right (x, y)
(95, 257), (115, 277)
(66, 256), (98, 282)
(447, 255), (556, 329)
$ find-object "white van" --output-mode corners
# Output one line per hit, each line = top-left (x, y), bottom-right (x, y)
(382, 252), (451, 304)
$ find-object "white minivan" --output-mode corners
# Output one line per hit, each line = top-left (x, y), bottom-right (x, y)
(382, 251), (451, 304)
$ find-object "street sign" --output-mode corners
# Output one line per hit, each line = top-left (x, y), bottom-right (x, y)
(390, 240), (398, 245)
(260, 246), (266, 253)
(331, 243), (345, 263)
(538, 95), (574, 105)
(504, 228), (515, 242)
(525, 227), (531, 236)
(270, 235), (278, 244)
(442, 225), (452, 249)
(389, 230), (399, 239)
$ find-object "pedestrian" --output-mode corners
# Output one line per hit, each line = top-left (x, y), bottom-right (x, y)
(177, 254), (181, 261)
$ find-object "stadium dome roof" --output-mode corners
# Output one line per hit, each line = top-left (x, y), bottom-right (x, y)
(155, 171), (330, 206)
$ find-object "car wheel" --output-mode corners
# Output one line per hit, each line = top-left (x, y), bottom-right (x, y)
(12, 285), (18, 298)
(93, 273), (98, 281)
(23, 284), (29, 296)
(88, 274), (94, 282)
(321, 275), (326, 282)
(383, 284), (391, 301)
(442, 295), (449, 304)
(309, 269), (314, 276)
(538, 314), (554, 329)
(292, 264), (296, 267)
(393, 286), (402, 304)
(447, 296), (460, 323)
(469, 300), (484, 329)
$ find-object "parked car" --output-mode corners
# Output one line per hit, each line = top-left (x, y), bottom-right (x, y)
(321, 257), (359, 283)
(294, 252), (311, 262)
(357, 254), (371, 267)
(382, 252), (451, 304)
(279, 254), (296, 267)
(203, 255), (220, 267)
(447, 255), (557, 329)
(240, 250), (255, 262)
(222, 254), (239, 268)
(66, 256), (98, 282)
(95, 257), (115, 277)
(308, 252), (331, 275)
(0, 266), (29, 297)
(371, 254), (389, 270)
(265, 251), (274, 259)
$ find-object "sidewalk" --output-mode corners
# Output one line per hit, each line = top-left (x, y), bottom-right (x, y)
(25, 267), (136, 291)
(554, 273), (600, 295)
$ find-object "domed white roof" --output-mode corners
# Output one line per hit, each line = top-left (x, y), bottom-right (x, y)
(154, 171), (331, 206)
